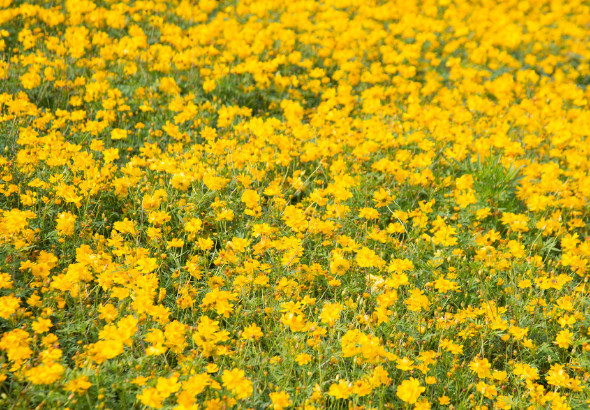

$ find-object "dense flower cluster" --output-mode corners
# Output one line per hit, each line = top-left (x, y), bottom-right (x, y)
(1, 0), (590, 408)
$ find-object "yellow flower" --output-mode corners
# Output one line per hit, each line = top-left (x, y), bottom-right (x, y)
(396, 378), (425, 404)
(554, 329), (574, 349)
(433, 277), (459, 293)
(241, 189), (261, 207)
(414, 399), (431, 410)
(156, 376), (181, 397)
(222, 369), (253, 400)
(56, 212), (76, 236)
(132, 376), (149, 386)
(270, 391), (291, 409)
(328, 380), (352, 399)
(501, 212), (529, 232)
(469, 358), (492, 379)
(32, 318), (52, 334)
(296, 353), (312, 365)
(476, 381), (497, 399)
(166, 238), (185, 248)
(241, 323), (264, 340)
(439, 395), (451, 405)
(319, 302), (343, 326)
(0, 295), (20, 319)
(111, 128), (128, 140)
(330, 254), (350, 276)
(359, 207), (380, 220)
(98, 304), (118, 322)
(138, 387), (164, 409)
(405, 289), (430, 312)
(24, 361), (65, 385)
(21, 70), (41, 89)
(64, 375), (92, 394)
(355, 247), (385, 269)
(546, 364), (574, 390)
(396, 357), (414, 371)
(475, 207), (491, 220)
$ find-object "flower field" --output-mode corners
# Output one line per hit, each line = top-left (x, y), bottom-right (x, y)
(1, 0), (590, 408)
